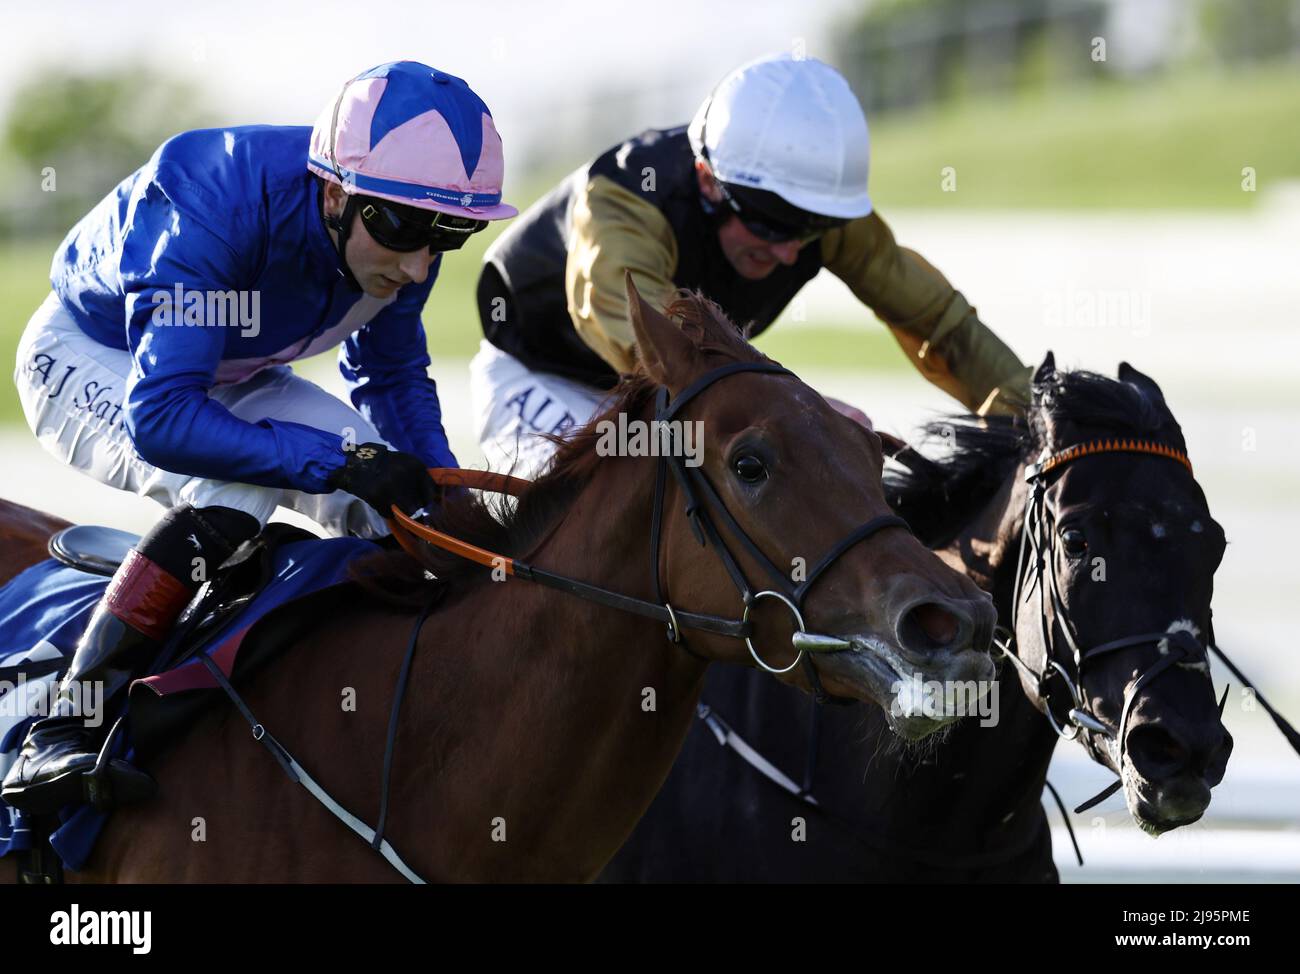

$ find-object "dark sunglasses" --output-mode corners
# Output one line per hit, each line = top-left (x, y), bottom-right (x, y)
(713, 181), (844, 244)
(358, 197), (488, 253)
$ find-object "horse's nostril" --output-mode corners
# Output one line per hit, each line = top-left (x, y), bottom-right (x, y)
(900, 602), (960, 652)
(1127, 724), (1191, 777)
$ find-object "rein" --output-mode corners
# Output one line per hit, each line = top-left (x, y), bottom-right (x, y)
(224, 361), (905, 882)
(389, 468), (751, 641)
(696, 698), (1068, 872)
(392, 362), (910, 697)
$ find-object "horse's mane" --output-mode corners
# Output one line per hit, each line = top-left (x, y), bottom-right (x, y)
(352, 290), (768, 608)
(883, 415), (1027, 549)
(885, 368), (1182, 548)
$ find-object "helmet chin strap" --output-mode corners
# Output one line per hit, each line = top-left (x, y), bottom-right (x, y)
(319, 181), (362, 291)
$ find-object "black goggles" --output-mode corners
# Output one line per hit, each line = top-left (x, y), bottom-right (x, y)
(715, 182), (845, 244)
(357, 196), (488, 253)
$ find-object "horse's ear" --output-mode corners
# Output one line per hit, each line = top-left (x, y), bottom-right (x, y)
(1032, 351), (1056, 386)
(625, 271), (696, 388)
(1118, 361), (1167, 404)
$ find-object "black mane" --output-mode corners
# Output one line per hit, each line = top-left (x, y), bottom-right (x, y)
(883, 415), (1026, 548)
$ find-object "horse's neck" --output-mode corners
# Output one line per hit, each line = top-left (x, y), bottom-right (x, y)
(944, 468), (1026, 607)
(397, 456), (709, 880)
(911, 462), (1059, 837)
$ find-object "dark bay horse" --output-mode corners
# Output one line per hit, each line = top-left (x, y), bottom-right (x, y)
(1, 281), (995, 882)
(603, 355), (1236, 882)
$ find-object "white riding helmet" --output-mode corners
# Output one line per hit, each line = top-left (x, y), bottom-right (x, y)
(687, 53), (872, 221)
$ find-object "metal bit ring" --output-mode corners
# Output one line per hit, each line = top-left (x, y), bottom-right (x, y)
(743, 590), (807, 674)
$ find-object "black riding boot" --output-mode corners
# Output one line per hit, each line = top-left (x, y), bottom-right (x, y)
(1, 605), (163, 814)
(1, 503), (259, 815)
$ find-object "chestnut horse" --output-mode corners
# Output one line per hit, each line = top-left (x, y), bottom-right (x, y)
(604, 356), (1248, 882)
(1, 281), (994, 882)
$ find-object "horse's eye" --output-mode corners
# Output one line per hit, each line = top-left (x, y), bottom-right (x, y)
(1060, 527), (1088, 557)
(732, 455), (767, 484)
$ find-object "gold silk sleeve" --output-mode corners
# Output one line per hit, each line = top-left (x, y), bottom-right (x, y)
(566, 175), (679, 374)
(820, 212), (1030, 415)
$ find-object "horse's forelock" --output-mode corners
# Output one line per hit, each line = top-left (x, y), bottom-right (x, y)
(889, 366), (1187, 547)
(1033, 369), (1183, 451)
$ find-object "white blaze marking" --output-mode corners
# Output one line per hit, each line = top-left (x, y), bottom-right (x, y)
(1158, 618), (1200, 657)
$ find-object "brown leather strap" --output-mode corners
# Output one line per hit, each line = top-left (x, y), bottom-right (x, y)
(386, 467), (533, 574)
(383, 467), (751, 639)
(390, 508), (516, 575)
(427, 467), (532, 497)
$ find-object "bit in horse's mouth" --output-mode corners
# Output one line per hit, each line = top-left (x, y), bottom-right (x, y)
(836, 633), (904, 688)
(848, 633), (991, 692)
(811, 633), (961, 737)
(849, 634), (918, 679)
(810, 631), (996, 739)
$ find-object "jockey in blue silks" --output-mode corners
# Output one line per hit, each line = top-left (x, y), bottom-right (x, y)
(3, 60), (517, 814)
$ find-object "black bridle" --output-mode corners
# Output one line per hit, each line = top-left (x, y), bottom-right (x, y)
(647, 362), (909, 697)
(207, 360), (912, 885)
(685, 432), (1300, 874)
(395, 361), (910, 697)
(999, 437), (1300, 813)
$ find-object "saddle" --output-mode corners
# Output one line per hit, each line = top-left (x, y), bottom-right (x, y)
(46, 520), (332, 755)
(47, 525), (139, 578)
(49, 521), (315, 607)
(4, 520), (352, 883)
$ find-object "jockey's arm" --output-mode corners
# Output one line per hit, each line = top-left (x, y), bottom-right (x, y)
(338, 271), (458, 470)
(566, 176), (679, 372)
(820, 211), (1031, 416)
(121, 187), (348, 492)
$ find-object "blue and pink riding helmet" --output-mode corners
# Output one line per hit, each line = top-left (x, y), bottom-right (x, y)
(308, 61), (517, 272)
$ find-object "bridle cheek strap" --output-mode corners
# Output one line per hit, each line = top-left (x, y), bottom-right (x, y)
(651, 369), (911, 692)
(388, 363), (914, 688)
(1006, 435), (1300, 819)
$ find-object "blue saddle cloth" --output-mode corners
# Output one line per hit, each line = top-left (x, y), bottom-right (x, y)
(0, 534), (377, 870)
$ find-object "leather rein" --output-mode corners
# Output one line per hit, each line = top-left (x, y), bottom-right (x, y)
(390, 361), (910, 699)
(678, 434), (1300, 874)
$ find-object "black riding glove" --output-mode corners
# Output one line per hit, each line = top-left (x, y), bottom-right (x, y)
(329, 443), (441, 518)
